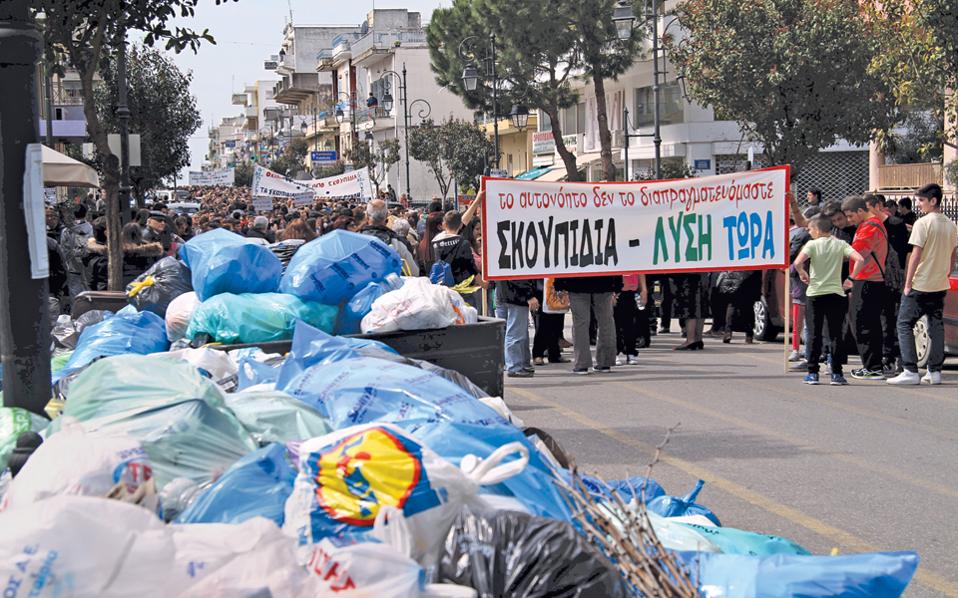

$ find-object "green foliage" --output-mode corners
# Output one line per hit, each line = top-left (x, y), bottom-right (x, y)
(945, 160), (958, 188)
(669, 0), (897, 178)
(312, 161), (346, 179)
(633, 159), (694, 181)
(346, 139), (400, 194)
(408, 119), (495, 199)
(268, 137), (309, 177)
(94, 45), (201, 201)
(234, 161), (254, 187)
(879, 111), (944, 164)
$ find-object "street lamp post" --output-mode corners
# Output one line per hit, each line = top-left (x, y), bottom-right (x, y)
(116, 18), (132, 219)
(334, 91), (357, 152)
(459, 34), (501, 170)
(374, 63), (431, 204)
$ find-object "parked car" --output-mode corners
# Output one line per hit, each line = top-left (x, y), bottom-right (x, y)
(915, 265), (958, 368)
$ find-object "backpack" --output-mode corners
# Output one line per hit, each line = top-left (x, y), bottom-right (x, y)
(429, 260), (455, 287)
(864, 221), (903, 293)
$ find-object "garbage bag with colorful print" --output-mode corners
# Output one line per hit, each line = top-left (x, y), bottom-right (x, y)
(283, 424), (529, 564)
(179, 228), (283, 301)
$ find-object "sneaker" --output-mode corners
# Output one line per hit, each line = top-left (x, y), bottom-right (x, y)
(626, 355), (639, 365)
(615, 354), (626, 366)
(507, 370), (534, 378)
(803, 373), (820, 385)
(921, 371), (942, 385)
(789, 360), (808, 371)
(882, 363), (902, 378)
(595, 367), (613, 374)
(572, 368), (592, 376)
(522, 367), (536, 374)
(788, 350), (802, 362)
(850, 368), (885, 381)
(830, 373), (849, 386)
(886, 370), (921, 385)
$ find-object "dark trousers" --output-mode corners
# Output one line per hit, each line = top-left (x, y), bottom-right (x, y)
(805, 293), (848, 374)
(614, 291), (639, 356)
(850, 280), (886, 371)
(897, 290), (947, 373)
(533, 311), (564, 361)
(659, 276), (673, 329)
(881, 292), (900, 363)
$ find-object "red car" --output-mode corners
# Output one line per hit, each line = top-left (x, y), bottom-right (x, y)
(753, 267), (958, 367)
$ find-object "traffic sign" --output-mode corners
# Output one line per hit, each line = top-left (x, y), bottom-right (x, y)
(488, 168), (509, 178)
(311, 150), (338, 163)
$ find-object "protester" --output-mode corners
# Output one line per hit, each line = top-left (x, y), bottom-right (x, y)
(805, 188), (823, 208)
(794, 215), (866, 386)
(246, 216), (276, 243)
(85, 219), (164, 290)
(494, 279), (538, 378)
(59, 203), (93, 299)
(555, 275), (620, 374)
(532, 280), (566, 366)
(715, 270), (761, 344)
(866, 193), (907, 374)
(614, 274), (649, 365)
(788, 220), (812, 363)
(670, 274), (707, 351)
(143, 211), (179, 256)
(430, 211), (480, 289)
(888, 183), (958, 386)
(898, 196), (917, 229)
(361, 200), (419, 276)
(280, 218), (317, 242)
(842, 195), (889, 380)
(416, 212), (444, 274)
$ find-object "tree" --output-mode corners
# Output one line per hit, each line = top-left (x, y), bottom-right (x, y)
(234, 161), (254, 187)
(866, 0), (958, 153)
(428, 0), (584, 180)
(346, 139), (401, 195)
(95, 45), (201, 205)
(574, 0), (644, 181)
(269, 136), (309, 177)
(36, 0), (230, 289)
(668, 0), (897, 179)
(409, 119), (495, 200)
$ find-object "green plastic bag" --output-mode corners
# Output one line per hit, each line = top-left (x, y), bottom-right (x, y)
(186, 292), (338, 345)
(52, 355), (256, 488)
(225, 389), (331, 445)
(0, 408), (48, 470)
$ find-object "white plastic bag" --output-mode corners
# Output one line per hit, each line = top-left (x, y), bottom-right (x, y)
(361, 278), (466, 334)
(165, 347), (238, 381)
(283, 424), (529, 565)
(302, 537), (424, 597)
(2, 423), (157, 513)
(165, 291), (200, 341)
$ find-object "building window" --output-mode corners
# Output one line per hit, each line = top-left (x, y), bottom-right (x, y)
(54, 107), (64, 120)
(633, 81), (685, 127)
(576, 102), (585, 135)
(538, 111), (552, 133)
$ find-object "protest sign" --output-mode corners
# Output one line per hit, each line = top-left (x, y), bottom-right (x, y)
(306, 168), (373, 199)
(251, 165), (373, 201)
(189, 168), (234, 186)
(251, 197), (274, 212)
(251, 165), (313, 199)
(481, 166), (790, 280)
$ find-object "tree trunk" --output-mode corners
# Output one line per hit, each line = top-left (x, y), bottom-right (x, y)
(77, 62), (123, 291)
(546, 108), (581, 182)
(592, 72), (616, 182)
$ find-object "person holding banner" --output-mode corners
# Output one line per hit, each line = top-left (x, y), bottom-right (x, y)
(554, 275), (621, 375)
(494, 279), (539, 378)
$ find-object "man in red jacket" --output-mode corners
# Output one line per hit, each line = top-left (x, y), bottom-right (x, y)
(842, 195), (889, 380)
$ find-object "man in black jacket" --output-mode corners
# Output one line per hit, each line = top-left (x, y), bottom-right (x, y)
(554, 275), (620, 374)
(495, 279), (539, 378)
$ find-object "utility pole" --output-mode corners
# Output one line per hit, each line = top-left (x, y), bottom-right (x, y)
(490, 34), (500, 170)
(650, 0), (662, 179)
(0, 1), (53, 414)
(116, 20), (132, 224)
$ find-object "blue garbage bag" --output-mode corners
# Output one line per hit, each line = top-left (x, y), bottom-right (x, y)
(648, 479), (721, 526)
(175, 443), (296, 526)
(54, 306), (168, 384)
(578, 474), (666, 505)
(236, 355), (284, 391)
(275, 321), (397, 389)
(279, 230), (402, 305)
(675, 550), (919, 597)
(179, 228), (283, 301)
(677, 522), (810, 556)
(186, 293), (338, 344)
(336, 274), (404, 335)
(225, 389), (331, 445)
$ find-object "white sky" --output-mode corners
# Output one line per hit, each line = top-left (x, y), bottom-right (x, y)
(163, 0), (444, 179)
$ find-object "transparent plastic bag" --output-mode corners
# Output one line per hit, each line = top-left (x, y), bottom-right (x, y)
(186, 292), (338, 344)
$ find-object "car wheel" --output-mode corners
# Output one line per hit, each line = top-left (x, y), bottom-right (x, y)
(753, 299), (779, 342)
(914, 315), (930, 368)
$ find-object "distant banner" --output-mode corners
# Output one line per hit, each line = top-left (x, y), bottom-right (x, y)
(189, 168), (234, 186)
(481, 166), (790, 280)
(251, 197), (274, 212)
(251, 165), (372, 201)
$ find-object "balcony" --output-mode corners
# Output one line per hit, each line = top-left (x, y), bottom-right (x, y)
(877, 162), (942, 191)
(331, 33), (360, 65)
(245, 106), (258, 118)
(232, 93), (248, 106)
(317, 48), (334, 72)
(273, 73), (321, 105)
(351, 30), (428, 66)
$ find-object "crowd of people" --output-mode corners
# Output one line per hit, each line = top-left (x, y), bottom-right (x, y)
(45, 181), (956, 385)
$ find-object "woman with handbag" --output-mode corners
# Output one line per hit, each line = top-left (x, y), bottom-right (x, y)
(533, 279), (569, 366)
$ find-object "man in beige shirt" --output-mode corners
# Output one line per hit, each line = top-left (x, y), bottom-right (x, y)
(888, 183), (958, 385)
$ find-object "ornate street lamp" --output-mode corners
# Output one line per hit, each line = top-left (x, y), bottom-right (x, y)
(510, 104), (529, 131)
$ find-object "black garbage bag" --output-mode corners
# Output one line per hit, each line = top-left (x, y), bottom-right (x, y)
(126, 256), (193, 317)
(440, 506), (628, 598)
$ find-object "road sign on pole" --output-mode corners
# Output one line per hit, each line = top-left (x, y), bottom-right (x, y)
(311, 150), (338, 163)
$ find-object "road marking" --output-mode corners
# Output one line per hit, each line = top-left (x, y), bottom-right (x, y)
(509, 385), (958, 597)
(610, 380), (958, 500)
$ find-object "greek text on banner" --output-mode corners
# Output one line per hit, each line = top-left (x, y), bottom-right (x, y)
(481, 166), (790, 280)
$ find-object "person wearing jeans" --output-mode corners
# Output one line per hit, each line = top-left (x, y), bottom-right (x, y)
(494, 279), (538, 378)
(888, 183), (958, 385)
(555, 276), (621, 374)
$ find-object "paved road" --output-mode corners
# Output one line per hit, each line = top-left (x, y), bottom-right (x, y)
(504, 327), (958, 597)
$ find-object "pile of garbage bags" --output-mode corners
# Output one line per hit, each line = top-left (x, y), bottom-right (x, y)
(0, 227), (920, 597)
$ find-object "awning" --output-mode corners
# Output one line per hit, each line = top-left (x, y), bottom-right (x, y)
(42, 145), (99, 188)
(537, 167), (569, 183)
(514, 166), (555, 180)
(576, 152), (603, 167)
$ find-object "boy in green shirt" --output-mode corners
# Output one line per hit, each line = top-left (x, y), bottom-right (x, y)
(794, 216), (865, 385)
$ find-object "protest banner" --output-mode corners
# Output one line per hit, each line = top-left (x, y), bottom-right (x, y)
(189, 168), (234, 186)
(251, 197), (273, 212)
(481, 166), (790, 280)
(251, 165), (373, 201)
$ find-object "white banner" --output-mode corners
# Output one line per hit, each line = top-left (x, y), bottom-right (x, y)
(251, 197), (274, 212)
(251, 165), (373, 201)
(189, 168), (234, 186)
(481, 166), (790, 280)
